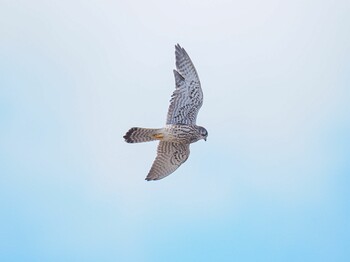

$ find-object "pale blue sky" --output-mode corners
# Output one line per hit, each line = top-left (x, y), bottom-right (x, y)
(1, 0), (349, 261)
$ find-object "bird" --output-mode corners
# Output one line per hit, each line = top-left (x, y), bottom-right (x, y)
(123, 44), (208, 181)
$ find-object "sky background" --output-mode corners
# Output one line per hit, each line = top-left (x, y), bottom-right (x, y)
(1, 0), (349, 261)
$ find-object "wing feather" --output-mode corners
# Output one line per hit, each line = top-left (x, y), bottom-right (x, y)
(166, 44), (203, 125)
(146, 142), (190, 181)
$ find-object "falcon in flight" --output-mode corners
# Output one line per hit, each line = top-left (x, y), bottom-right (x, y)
(124, 44), (207, 181)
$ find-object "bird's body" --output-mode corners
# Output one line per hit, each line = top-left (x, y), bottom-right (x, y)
(124, 124), (207, 144)
(124, 44), (207, 181)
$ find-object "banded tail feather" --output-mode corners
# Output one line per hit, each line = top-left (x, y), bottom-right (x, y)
(123, 127), (161, 143)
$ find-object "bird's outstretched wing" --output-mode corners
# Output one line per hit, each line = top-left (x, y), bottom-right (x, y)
(146, 141), (190, 181)
(166, 44), (203, 125)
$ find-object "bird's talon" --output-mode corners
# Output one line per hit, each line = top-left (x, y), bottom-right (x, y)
(153, 134), (164, 139)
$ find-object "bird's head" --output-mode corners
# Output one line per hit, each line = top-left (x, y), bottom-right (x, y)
(198, 126), (208, 141)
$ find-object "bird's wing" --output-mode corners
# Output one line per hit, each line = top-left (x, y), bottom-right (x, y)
(146, 141), (190, 181)
(166, 44), (203, 125)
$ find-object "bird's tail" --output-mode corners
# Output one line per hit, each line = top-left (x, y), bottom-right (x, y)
(123, 127), (163, 143)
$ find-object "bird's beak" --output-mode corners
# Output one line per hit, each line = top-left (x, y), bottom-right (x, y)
(204, 138), (207, 142)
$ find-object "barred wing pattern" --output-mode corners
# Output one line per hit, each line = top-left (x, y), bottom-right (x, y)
(166, 44), (203, 125)
(146, 142), (190, 181)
